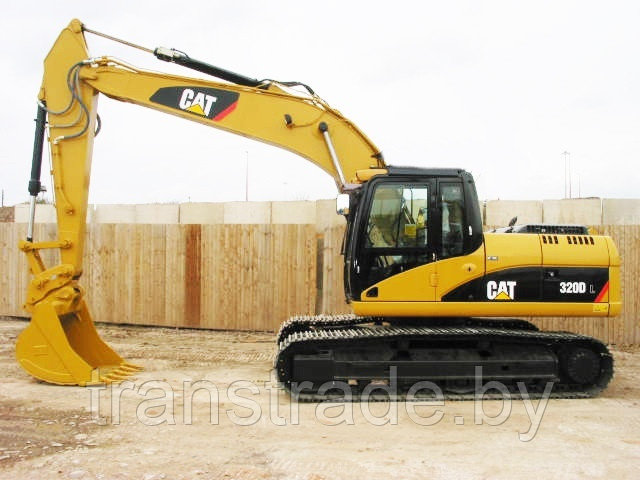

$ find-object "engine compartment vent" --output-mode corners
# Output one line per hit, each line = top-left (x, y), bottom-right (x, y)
(567, 235), (595, 245)
(492, 224), (589, 235)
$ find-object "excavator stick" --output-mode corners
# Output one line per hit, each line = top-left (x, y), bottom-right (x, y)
(15, 86), (142, 386)
(16, 295), (142, 386)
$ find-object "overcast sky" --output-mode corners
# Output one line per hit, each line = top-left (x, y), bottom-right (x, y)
(1, 1), (638, 206)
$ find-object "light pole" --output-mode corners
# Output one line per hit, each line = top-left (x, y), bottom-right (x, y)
(578, 174), (581, 198)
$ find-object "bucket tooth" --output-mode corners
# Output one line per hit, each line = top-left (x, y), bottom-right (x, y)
(97, 370), (133, 384)
(100, 364), (140, 382)
(119, 366), (139, 373)
(122, 362), (144, 371)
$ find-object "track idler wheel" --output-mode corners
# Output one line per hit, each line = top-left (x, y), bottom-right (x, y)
(563, 347), (601, 385)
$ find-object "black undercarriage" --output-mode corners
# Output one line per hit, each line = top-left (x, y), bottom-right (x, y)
(275, 316), (613, 401)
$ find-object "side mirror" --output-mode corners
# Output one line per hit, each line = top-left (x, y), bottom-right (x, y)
(336, 194), (350, 216)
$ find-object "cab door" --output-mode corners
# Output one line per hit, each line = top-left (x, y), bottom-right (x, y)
(435, 181), (485, 300)
(352, 179), (437, 302)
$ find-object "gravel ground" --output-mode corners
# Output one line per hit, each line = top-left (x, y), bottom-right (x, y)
(1, 317), (639, 479)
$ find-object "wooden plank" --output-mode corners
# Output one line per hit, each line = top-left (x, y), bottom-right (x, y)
(304, 225), (318, 315)
(625, 225), (640, 344)
(630, 225), (639, 345)
(199, 224), (215, 329)
(16, 224), (30, 316)
(0, 224), (17, 315)
(165, 224), (186, 328)
(222, 225), (238, 330)
(113, 224), (134, 324)
(256, 224), (274, 329)
(87, 224), (116, 324)
(184, 224), (201, 328)
(150, 224), (167, 326)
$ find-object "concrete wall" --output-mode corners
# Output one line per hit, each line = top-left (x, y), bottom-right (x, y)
(92, 204), (135, 224)
(602, 199), (640, 225)
(223, 201), (273, 224)
(179, 203), (224, 224)
(484, 198), (640, 227)
(135, 204), (179, 224)
(485, 200), (543, 227)
(542, 199), (602, 225)
(180, 201), (323, 225)
(175, 200), (341, 228)
(316, 199), (346, 231)
(92, 204), (180, 224)
(14, 204), (58, 223)
(271, 201), (317, 224)
(9, 198), (640, 227)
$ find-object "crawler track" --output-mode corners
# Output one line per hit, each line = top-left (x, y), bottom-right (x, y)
(275, 316), (613, 401)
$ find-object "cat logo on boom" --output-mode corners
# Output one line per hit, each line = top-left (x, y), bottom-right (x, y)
(179, 89), (217, 117)
(486, 280), (517, 301)
(149, 86), (239, 121)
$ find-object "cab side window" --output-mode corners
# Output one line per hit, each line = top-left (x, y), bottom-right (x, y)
(362, 184), (431, 288)
(366, 185), (429, 249)
(440, 183), (465, 258)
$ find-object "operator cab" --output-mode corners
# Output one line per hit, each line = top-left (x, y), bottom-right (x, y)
(342, 167), (483, 301)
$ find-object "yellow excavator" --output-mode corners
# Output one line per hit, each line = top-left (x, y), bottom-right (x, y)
(17, 19), (620, 399)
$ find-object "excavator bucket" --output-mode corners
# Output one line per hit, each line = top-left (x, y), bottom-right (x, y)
(15, 301), (142, 386)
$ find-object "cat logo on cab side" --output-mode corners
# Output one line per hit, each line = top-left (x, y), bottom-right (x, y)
(486, 280), (516, 301)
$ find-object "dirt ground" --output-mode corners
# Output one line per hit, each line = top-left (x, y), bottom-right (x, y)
(1, 317), (639, 480)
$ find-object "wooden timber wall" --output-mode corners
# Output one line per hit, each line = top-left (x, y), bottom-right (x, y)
(1, 223), (639, 344)
(0, 223), (316, 332)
